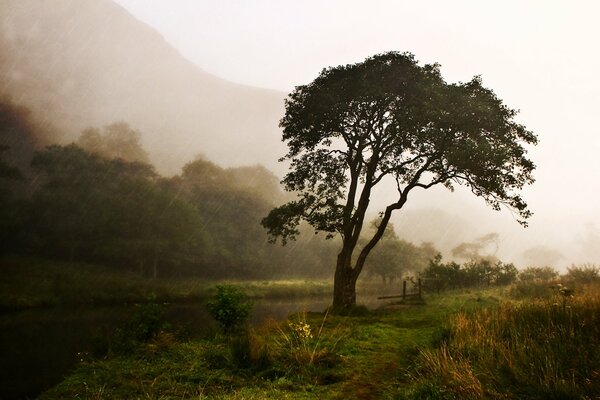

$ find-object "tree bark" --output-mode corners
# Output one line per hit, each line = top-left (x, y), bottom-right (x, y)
(332, 248), (358, 309)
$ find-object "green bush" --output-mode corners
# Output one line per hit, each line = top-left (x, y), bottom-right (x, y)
(105, 299), (171, 355)
(207, 285), (253, 334)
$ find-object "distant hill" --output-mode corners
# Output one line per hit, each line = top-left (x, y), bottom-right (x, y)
(0, 0), (286, 174)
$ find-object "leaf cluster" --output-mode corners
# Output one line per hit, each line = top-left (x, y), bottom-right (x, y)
(264, 52), (537, 246)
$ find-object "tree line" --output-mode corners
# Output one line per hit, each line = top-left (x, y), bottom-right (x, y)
(0, 104), (340, 279)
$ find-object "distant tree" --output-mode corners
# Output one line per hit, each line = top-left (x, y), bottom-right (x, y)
(172, 158), (276, 277)
(0, 145), (23, 182)
(77, 122), (149, 163)
(422, 255), (516, 291)
(226, 164), (286, 203)
(518, 266), (559, 283)
(521, 246), (564, 267)
(421, 255), (462, 292)
(262, 52), (537, 308)
(452, 232), (500, 262)
(565, 264), (600, 284)
(0, 145), (24, 254)
(364, 220), (437, 284)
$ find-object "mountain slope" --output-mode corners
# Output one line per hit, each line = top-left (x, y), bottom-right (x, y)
(0, 0), (286, 174)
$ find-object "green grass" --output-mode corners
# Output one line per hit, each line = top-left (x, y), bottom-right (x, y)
(40, 289), (498, 400)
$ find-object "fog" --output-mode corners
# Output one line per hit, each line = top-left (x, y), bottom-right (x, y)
(1, 0), (599, 270)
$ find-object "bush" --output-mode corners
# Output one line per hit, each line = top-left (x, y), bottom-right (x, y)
(565, 264), (600, 284)
(518, 266), (559, 283)
(207, 285), (253, 334)
(103, 299), (171, 355)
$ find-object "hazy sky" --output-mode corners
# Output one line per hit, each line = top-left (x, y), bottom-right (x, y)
(112, 0), (600, 266)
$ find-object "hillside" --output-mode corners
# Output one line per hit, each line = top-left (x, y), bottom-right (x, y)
(0, 0), (286, 174)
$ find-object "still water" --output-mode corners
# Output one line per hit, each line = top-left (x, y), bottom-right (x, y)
(0, 296), (340, 399)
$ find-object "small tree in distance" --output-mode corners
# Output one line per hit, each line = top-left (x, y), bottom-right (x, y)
(262, 52), (537, 309)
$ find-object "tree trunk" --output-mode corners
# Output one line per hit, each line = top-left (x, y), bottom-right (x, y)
(332, 250), (358, 309)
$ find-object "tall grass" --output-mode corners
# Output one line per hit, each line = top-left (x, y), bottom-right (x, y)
(411, 284), (600, 399)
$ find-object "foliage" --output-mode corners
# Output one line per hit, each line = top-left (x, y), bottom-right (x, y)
(518, 266), (559, 283)
(2, 114), (341, 281)
(451, 232), (499, 262)
(363, 220), (438, 284)
(207, 285), (253, 334)
(77, 122), (149, 163)
(170, 156), (338, 279)
(421, 255), (517, 292)
(565, 264), (600, 284)
(510, 266), (560, 300)
(109, 300), (172, 355)
(27, 144), (210, 277)
(0, 145), (25, 254)
(263, 51), (537, 308)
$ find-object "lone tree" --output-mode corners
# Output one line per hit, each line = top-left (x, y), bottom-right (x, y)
(262, 52), (537, 309)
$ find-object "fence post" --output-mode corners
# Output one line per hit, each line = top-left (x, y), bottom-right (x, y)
(402, 280), (407, 300)
(418, 278), (422, 299)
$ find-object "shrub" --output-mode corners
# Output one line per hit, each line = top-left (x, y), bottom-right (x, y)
(518, 266), (559, 283)
(565, 264), (600, 284)
(207, 285), (253, 334)
(106, 299), (171, 355)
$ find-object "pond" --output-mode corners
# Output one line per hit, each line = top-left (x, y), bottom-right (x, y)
(0, 295), (384, 399)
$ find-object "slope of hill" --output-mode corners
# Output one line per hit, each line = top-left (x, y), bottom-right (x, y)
(0, 0), (286, 174)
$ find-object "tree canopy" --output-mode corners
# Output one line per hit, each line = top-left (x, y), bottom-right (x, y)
(263, 51), (537, 308)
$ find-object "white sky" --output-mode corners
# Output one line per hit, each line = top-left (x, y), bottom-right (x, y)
(113, 0), (600, 266)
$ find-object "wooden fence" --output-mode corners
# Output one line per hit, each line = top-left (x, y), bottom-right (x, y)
(377, 278), (422, 300)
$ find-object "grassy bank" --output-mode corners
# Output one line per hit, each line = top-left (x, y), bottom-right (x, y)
(404, 283), (600, 399)
(40, 284), (600, 399)
(0, 255), (334, 310)
(40, 290), (500, 399)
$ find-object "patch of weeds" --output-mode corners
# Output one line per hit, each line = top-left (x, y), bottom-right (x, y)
(272, 309), (345, 385)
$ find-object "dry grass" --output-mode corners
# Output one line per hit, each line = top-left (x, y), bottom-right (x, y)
(408, 283), (600, 399)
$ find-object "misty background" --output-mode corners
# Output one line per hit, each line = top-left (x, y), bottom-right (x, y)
(1, 0), (599, 269)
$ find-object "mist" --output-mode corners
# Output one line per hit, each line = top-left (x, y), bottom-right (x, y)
(2, 0), (597, 270)
(3, 1), (600, 398)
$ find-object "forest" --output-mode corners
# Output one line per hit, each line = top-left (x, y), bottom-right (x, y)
(0, 98), (437, 285)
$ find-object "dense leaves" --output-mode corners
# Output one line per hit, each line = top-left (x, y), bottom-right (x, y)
(263, 52), (536, 307)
